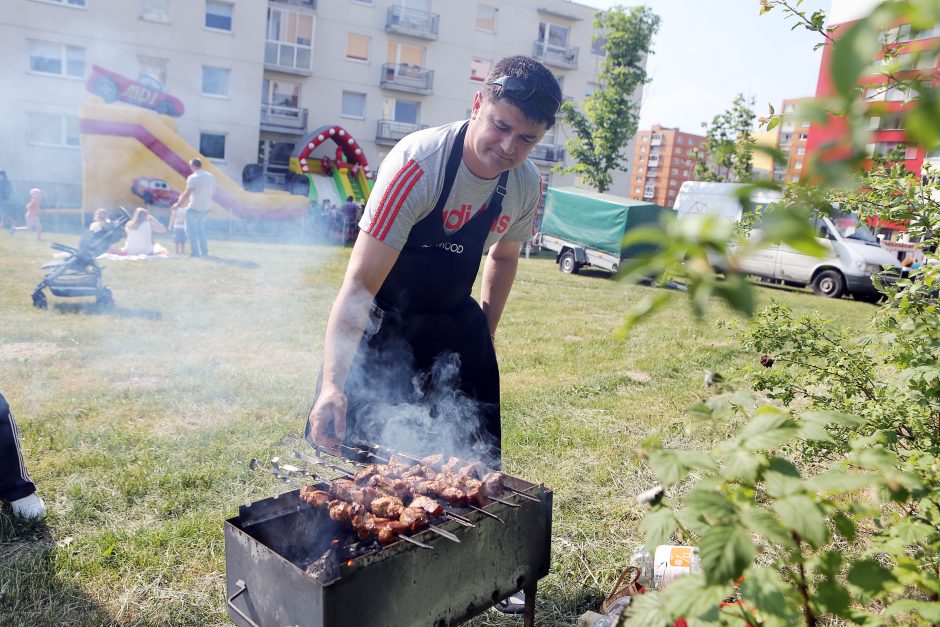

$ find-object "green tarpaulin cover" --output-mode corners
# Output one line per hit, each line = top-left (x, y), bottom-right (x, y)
(540, 187), (666, 258)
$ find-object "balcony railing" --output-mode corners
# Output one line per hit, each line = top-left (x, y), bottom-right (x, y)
(376, 119), (427, 146)
(386, 5), (439, 40)
(528, 143), (565, 163)
(269, 0), (316, 8)
(260, 104), (309, 134)
(380, 63), (434, 95)
(532, 41), (579, 69)
(650, 134), (663, 146)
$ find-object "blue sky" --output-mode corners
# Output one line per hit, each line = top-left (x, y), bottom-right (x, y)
(578, 0), (832, 133)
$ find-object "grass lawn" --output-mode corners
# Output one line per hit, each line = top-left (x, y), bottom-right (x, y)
(0, 230), (877, 626)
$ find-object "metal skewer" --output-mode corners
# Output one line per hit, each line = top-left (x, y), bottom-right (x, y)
(443, 511), (476, 528)
(467, 504), (505, 524)
(489, 495), (521, 508)
(397, 534), (433, 550)
(505, 487), (541, 503)
(426, 525), (460, 543)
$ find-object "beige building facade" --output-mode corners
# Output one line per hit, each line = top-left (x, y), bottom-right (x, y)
(0, 0), (639, 210)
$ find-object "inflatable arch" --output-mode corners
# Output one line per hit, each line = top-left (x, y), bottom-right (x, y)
(288, 125), (374, 203)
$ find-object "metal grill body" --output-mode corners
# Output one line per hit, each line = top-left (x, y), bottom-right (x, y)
(225, 474), (551, 627)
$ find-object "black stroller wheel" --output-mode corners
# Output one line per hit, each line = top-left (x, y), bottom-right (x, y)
(96, 287), (114, 308)
(32, 290), (47, 309)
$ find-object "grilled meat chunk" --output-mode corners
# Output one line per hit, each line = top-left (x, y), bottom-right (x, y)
(299, 486), (331, 509)
(371, 495), (404, 518)
(398, 506), (429, 531)
(459, 461), (486, 480)
(352, 465), (379, 485)
(482, 472), (504, 498)
(409, 495), (444, 518)
(377, 520), (409, 545)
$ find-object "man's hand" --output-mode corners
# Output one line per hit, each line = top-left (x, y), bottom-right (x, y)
(308, 383), (347, 452)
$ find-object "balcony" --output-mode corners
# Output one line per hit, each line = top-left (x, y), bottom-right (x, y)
(386, 5), (439, 40)
(651, 134), (663, 146)
(269, 0), (315, 8)
(528, 143), (565, 163)
(532, 41), (579, 70)
(380, 63), (434, 95)
(260, 104), (309, 134)
(376, 119), (427, 146)
(647, 158), (660, 168)
(264, 41), (313, 76)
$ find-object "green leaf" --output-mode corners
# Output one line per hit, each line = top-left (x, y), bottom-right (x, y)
(797, 421), (833, 443)
(739, 408), (799, 451)
(830, 19), (879, 99)
(814, 579), (851, 615)
(722, 448), (764, 484)
(685, 486), (737, 521)
(773, 495), (829, 549)
(642, 507), (678, 550)
(739, 566), (794, 618)
(649, 449), (688, 486)
(847, 559), (898, 597)
(832, 511), (856, 541)
(739, 506), (797, 550)
(659, 574), (729, 619)
(885, 600), (940, 622)
(802, 410), (865, 428)
(699, 524), (754, 586)
(804, 470), (875, 494)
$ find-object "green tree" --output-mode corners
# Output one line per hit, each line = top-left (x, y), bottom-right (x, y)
(691, 94), (758, 182)
(559, 5), (660, 193)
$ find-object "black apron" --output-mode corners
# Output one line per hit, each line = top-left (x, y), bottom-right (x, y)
(309, 122), (508, 467)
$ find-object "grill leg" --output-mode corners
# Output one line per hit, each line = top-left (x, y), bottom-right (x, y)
(524, 581), (536, 627)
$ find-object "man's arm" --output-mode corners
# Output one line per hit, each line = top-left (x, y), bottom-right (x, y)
(308, 234), (400, 450)
(172, 186), (192, 210)
(480, 238), (522, 338)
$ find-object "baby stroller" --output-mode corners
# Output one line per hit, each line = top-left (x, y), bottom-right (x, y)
(32, 207), (131, 309)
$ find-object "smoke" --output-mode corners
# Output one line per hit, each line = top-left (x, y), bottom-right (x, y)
(346, 337), (499, 469)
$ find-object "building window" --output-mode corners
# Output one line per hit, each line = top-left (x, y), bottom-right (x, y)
(642, 135), (648, 142)
(794, 161), (803, 169)
(798, 133), (808, 141)
(201, 66), (230, 96)
(205, 1), (234, 31)
(638, 167), (644, 173)
(28, 40), (85, 78)
(591, 35), (607, 57)
(388, 41), (425, 68)
(669, 179), (677, 187)
(262, 79), (301, 115)
(394, 99), (419, 124)
(346, 33), (370, 62)
(342, 91), (366, 119)
(199, 132), (226, 160)
(140, 0), (169, 22)
(352, 0), (374, 4)
(266, 8), (314, 72)
(31, 0), (85, 6)
(470, 58), (491, 82)
(671, 168), (678, 175)
(886, 85), (914, 102)
(634, 186), (641, 194)
(683, 170), (690, 176)
(138, 56), (168, 86)
(27, 111), (80, 147)
(476, 4), (497, 32)
(640, 145), (646, 153)
(796, 147), (805, 156)
(537, 21), (569, 51)
(790, 175), (800, 182)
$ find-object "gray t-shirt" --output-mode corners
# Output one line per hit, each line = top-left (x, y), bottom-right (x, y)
(359, 121), (541, 251)
(184, 169), (215, 212)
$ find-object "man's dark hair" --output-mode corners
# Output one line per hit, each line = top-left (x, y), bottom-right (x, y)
(346, 195), (354, 202)
(483, 56), (562, 129)
(190, 158), (202, 169)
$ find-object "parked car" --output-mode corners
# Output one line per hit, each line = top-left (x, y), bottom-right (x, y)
(87, 65), (185, 117)
(131, 177), (180, 207)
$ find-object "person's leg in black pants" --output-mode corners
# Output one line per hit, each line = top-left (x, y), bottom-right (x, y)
(0, 393), (44, 518)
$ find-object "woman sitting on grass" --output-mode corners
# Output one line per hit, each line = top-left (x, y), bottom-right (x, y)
(121, 207), (167, 256)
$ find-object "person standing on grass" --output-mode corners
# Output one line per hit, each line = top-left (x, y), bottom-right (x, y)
(0, 171), (14, 234)
(0, 393), (46, 520)
(170, 158), (214, 257)
(24, 187), (43, 241)
(307, 55), (558, 469)
(168, 203), (188, 255)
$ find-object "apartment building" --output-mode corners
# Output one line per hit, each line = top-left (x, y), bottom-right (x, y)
(752, 97), (811, 184)
(0, 0), (635, 210)
(626, 124), (705, 208)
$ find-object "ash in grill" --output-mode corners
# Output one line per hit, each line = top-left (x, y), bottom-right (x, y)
(226, 446), (552, 627)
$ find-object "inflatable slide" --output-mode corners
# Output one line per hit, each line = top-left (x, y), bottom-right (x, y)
(79, 97), (308, 220)
(288, 125), (374, 205)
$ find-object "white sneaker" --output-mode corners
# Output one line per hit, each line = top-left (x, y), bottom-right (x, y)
(11, 493), (46, 519)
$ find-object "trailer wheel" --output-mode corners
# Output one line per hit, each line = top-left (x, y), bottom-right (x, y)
(811, 270), (845, 298)
(559, 251), (579, 274)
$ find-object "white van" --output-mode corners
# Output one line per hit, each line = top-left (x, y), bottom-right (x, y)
(674, 182), (900, 301)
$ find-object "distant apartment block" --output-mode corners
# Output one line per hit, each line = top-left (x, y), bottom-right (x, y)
(626, 124), (705, 208)
(752, 97), (812, 184)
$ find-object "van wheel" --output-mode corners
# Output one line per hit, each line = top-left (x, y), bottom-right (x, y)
(812, 270), (845, 298)
(559, 251), (579, 274)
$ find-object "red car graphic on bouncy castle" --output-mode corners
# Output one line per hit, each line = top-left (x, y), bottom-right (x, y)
(130, 177), (180, 207)
(87, 65), (186, 117)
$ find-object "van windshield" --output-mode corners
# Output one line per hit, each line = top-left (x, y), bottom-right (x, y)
(831, 214), (879, 243)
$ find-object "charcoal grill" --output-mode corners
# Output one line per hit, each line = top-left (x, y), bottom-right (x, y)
(225, 451), (552, 627)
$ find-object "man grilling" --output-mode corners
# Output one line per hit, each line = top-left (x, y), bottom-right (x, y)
(306, 56), (560, 470)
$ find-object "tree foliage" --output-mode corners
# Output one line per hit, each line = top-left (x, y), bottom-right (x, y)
(559, 5), (660, 193)
(691, 94), (758, 183)
(612, 0), (940, 624)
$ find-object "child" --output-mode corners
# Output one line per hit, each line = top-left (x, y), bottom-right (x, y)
(0, 392), (45, 520)
(24, 187), (42, 241)
(88, 207), (111, 232)
(168, 204), (187, 254)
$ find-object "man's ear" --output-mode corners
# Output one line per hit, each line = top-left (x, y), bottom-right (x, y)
(470, 92), (483, 120)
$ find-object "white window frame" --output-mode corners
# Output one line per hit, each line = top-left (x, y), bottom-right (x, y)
(140, 0), (170, 22)
(341, 91), (367, 119)
(475, 4), (497, 33)
(27, 40), (85, 79)
(30, 0), (86, 8)
(470, 57), (491, 83)
(345, 33), (371, 63)
(201, 65), (231, 97)
(27, 111), (81, 148)
(266, 7), (315, 72)
(199, 131), (227, 161)
(205, 0), (234, 33)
